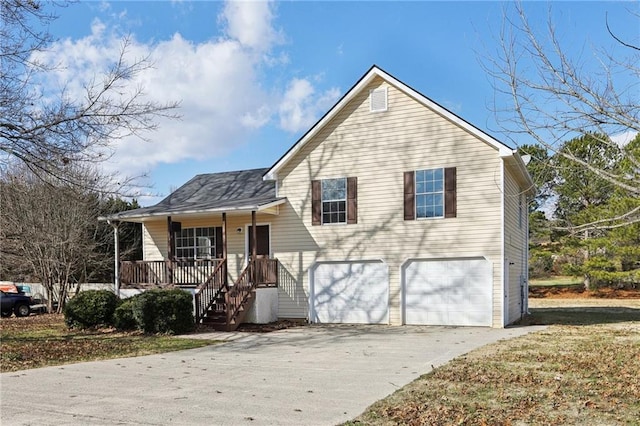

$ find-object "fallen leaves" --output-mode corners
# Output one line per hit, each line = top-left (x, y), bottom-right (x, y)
(0, 314), (217, 372)
(348, 321), (640, 425)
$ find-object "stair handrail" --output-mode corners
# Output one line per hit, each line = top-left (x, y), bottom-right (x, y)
(194, 259), (227, 323)
(226, 260), (257, 326)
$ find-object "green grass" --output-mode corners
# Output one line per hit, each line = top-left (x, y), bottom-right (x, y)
(0, 314), (219, 372)
(529, 275), (582, 287)
(347, 305), (640, 425)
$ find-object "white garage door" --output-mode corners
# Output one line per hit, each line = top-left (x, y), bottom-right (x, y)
(311, 261), (388, 324)
(404, 258), (492, 326)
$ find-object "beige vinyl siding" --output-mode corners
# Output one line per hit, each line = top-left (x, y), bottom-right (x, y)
(503, 167), (528, 324)
(275, 77), (506, 326)
(142, 221), (166, 261)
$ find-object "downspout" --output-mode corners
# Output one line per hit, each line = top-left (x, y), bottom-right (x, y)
(500, 160), (506, 327)
(107, 220), (121, 298)
(524, 194), (530, 315)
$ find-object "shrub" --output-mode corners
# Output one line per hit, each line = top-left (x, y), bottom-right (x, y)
(115, 289), (194, 334)
(529, 250), (554, 278)
(64, 290), (119, 329)
(114, 298), (137, 330)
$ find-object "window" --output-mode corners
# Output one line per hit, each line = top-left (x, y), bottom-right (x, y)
(322, 178), (347, 224)
(415, 169), (444, 218)
(175, 227), (221, 259)
(404, 167), (456, 220)
(312, 177), (357, 226)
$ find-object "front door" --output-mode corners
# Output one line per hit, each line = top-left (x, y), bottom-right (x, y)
(247, 225), (270, 259)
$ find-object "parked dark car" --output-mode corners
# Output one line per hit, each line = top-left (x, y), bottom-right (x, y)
(0, 290), (32, 317)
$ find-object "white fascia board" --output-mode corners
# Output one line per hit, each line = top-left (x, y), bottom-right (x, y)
(264, 67), (384, 181)
(101, 199), (287, 223)
(501, 149), (536, 196)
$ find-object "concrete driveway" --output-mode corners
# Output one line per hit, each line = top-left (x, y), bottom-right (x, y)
(1, 325), (542, 425)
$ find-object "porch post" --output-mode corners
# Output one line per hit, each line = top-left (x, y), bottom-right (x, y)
(222, 212), (228, 285)
(251, 210), (257, 284)
(222, 212), (227, 260)
(107, 220), (121, 297)
(167, 216), (174, 284)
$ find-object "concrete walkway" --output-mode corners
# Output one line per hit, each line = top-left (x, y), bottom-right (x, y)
(1, 325), (544, 425)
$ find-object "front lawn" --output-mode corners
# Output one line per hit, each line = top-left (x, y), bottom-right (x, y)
(347, 302), (640, 425)
(0, 314), (218, 372)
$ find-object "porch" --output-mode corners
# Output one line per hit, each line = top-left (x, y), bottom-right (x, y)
(100, 169), (287, 331)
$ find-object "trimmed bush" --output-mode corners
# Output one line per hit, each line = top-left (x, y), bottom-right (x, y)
(64, 289), (119, 329)
(114, 298), (137, 330)
(115, 289), (194, 334)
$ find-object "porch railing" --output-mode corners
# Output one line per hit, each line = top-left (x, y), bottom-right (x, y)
(120, 259), (223, 286)
(225, 258), (278, 326)
(194, 259), (227, 323)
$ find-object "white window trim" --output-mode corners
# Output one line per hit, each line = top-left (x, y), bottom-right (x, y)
(321, 177), (347, 225)
(414, 168), (445, 220)
(175, 226), (219, 259)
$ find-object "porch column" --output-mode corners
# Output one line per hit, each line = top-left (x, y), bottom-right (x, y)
(222, 212), (227, 259)
(251, 210), (257, 260)
(251, 210), (257, 284)
(167, 216), (174, 284)
(222, 212), (228, 285)
(107, 220), (121, 297)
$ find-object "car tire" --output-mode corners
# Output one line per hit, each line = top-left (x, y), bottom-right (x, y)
(14, 304), (30, 317)
(1, 310), (11, 318)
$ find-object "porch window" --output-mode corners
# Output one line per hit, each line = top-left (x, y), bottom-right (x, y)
(175, 227), (222, 259)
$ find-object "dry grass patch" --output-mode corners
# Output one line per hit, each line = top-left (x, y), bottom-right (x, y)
(0, 314), (218, 372)
(348, 304), (640, 425)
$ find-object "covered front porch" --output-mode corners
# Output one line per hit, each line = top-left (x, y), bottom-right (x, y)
(100, 168), (287, 330)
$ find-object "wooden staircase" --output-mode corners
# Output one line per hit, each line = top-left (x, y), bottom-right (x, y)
(195, 258), (278, 331)
(200, 286), (256, 331)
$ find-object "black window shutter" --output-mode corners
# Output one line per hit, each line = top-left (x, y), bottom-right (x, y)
(311, 180), (321, 226)
(347, 177), (357, 224)
(215, 227), (223, 258)
(404, 171), (415, 220)
(444, 167), (457, 218)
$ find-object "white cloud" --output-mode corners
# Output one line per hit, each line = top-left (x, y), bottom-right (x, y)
(279, 78), (340, 133)
(29, 0), (341, 184)
(611, 130), (637, 147)
(220, 1), (282, 52)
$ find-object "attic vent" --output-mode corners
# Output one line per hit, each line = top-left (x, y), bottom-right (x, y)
(369, 87), (387, 112)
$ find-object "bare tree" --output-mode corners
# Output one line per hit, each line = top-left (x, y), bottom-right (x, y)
(0, 0), (178, 190)
(484, 2), (639, 229)
(0, 165), (110, 312)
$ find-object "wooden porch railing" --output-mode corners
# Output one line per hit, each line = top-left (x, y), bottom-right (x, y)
(120, 259), (222, 286)
(225, 258), (278, 327)
(194, 259), (226, 323)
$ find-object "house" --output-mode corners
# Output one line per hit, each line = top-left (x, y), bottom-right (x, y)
(102, 65), (535, 330)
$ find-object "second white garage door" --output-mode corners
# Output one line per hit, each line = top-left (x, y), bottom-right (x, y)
(404, 258), (492, 326)
(311, 261), (389, 324)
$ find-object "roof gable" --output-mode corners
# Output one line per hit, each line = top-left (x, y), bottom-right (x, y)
(264, 65), (522, 182)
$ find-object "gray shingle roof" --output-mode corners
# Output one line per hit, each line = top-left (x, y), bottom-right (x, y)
(104, 168), (284, 220)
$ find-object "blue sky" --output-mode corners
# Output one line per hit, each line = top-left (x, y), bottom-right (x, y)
(39, 1), (638, 205)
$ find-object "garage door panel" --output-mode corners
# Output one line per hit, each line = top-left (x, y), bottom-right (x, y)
(404, 258), (492, 326)
(312, 262), (388, 324)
